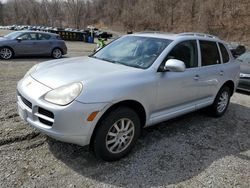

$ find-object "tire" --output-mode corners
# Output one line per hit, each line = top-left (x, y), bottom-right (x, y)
(209, 86), (231, 117)
(51, 48), (62, 59)
(93, 107), (141, 161)
(0, 47), (13, 60)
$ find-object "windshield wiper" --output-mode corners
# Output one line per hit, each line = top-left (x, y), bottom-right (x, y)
(90, 56), (143, 69)
(91, 56), (117, 64)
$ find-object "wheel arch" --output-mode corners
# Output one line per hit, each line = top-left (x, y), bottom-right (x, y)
(221, 80), (235, 96)
(0, 46), (15, 56)
(51, 47), (63, 54)
(89, 100), (147, 147)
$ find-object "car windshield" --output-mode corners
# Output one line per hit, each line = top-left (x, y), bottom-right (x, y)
(237, 52), (250, 64)
(4, 32), (22, 39)
(91, 36), (172, 69)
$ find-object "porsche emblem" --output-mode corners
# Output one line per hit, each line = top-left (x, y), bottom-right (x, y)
(26, 81), (32, 87)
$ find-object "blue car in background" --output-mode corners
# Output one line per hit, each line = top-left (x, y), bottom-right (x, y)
(0, 31), (67, 60)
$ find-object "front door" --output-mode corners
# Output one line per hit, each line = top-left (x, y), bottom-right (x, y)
(156, 40), (200, 116)
(14, 33), (39, 55)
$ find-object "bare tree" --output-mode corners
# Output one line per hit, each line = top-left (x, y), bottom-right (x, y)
(168, 0), (178, 27)
(0, 0), (250, 43)
(0, 2), (3, 25)
(66, 0), (85, 29)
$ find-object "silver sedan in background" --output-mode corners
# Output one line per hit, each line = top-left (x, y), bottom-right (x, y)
(237, 52), (250, 92)
(0, 31), (67, 59)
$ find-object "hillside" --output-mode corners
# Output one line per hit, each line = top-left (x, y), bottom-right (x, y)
(1, 0), (250, 44)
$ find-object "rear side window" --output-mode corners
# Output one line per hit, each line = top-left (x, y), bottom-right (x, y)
(166, 40), (198, 68)
(219, 43), (230, 63)
(200, 41), (221, 66)
(37, 33), (51, 40)
(56, 36), (62, 40)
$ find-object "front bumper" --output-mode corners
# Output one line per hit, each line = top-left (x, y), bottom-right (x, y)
(17, 76), (109, 146)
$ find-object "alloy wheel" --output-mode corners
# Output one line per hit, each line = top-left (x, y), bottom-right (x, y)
(52, 49), (62, 59)
(217, 91), (229, 113)
(0, 48), (12, 59)
(105, 118), (135, 154)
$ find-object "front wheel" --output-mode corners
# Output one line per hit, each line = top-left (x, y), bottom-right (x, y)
(52, 48), (62, 59)
(93, 107), (141, 161)
(0, 47), (13, 60)
(209, 86), (231, 117)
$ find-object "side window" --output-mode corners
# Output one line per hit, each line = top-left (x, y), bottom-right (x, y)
(37, 34), (51, 40)
(200, 41), (221, 66)
(19, 34), (31, 40)
(56, 36), (62, 40)
(166, 40), (198, 68)
(219, 43), (230, 63)
(30, 33), (37, 40)
(19, 33), (37, 40)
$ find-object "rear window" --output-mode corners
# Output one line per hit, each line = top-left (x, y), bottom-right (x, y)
(200, 41), (221, 66)
(219, 43), (230, 63)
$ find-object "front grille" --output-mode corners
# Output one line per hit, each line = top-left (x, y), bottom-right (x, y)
(18, 93), (32, 109)
(38, 107), (54, 119)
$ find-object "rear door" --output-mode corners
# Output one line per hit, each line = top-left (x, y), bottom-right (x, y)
(36, 33), (53, 55)
(196, 40), (224, 104)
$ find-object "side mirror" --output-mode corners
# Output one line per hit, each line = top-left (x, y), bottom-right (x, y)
(16, 37), (22, 42)
(163, 59), (186, 72)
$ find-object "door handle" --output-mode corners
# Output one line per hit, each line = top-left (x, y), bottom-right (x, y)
(193, 75), (200, 80)
(220, 70), (224, 76)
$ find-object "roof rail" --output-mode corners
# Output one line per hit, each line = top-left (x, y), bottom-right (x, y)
(135, 31), (173, 35)
(178, 32), (219, 39)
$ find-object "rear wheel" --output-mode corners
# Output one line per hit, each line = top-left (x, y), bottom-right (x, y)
(93, 107), (141, 161)
(209, 86), (231, 117)
(0, 47), (13, 60)
(52, 48), (62, 59)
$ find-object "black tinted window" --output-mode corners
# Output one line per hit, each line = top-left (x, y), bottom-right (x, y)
(219, 43), (230, 63)
(166, 40), (198, 68)
(200, 41), (221, 66)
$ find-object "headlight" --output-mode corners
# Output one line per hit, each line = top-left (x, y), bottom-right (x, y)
(44, 82), (83, 105)
(24, 64), (39, 77)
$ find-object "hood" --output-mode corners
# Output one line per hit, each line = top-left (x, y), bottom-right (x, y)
(31, 56), (138, 88)
(0, 37), (9, 42)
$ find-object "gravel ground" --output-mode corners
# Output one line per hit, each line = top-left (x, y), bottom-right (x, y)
(0, 30), (250, 188)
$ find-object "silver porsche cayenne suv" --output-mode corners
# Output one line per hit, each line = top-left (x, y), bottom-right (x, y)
(17, 32), (240, 161)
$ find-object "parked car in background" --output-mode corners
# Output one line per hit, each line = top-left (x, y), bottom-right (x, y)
(17, 32), (239, 161)
(236, 52), (250, 92)
(0, 31), (67, 59)
(227, 42), (246, 58)
(95, 31), (113, 39)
